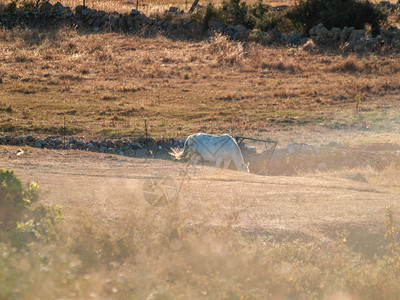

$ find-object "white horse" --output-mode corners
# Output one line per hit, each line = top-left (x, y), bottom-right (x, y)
(172, 133), (249, 172)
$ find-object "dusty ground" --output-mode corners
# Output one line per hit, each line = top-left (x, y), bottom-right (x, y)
(2, 145), (398, 257)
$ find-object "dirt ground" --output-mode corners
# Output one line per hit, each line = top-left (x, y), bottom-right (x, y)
(2, 144), (398, 258)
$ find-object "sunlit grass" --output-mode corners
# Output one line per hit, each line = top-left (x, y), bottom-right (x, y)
(1, 26), (400, 141)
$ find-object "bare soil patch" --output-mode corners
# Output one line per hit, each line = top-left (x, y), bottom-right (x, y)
(2, 145), (398, 258)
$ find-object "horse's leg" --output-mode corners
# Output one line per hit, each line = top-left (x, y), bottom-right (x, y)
(215, 157), (222, 168)
(223, 159), (232, 169)
(190, 155), (196, 166)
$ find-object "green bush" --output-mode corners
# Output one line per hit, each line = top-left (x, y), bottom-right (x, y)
(220, 0), (250, 26)
(3, 0), (46, 12)
(0, 169), (62, 249)
(2, 1), (17, 14)
(203, 0), (292, 33)
(286, 0), (387, 36)
(204, 3), (218, 27)
(0, 169), (36, 230)
(8, 204), (64, 250)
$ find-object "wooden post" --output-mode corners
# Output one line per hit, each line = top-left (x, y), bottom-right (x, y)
(63, 116), (66, 149)
(188, 0), (200, 13)
(145, 120), (148, 137)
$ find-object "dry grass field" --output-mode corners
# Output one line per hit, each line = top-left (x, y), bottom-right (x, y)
(1, 26), (400, 144)
(2, 0), (400, 298)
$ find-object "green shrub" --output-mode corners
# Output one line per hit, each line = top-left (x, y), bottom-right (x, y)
(203, 0), (293, 33)
(286, 0), (387, 36)
(247, 0), (276, 31)
(2, 0), (45, 13)
(7, 204), (64, 250)
(384, 206), (400, 275)
(204, 3), (218, 27)
(0, 169), (34, 230)
(0, 169), (63, 249)
(220, 0), (249, 26)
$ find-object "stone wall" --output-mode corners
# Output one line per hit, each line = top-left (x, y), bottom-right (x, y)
(308, 23), (400, 51)
(1, 1), (400, 50)
(0, 2), (236, 39)
(0, 135), (181, 160)
(1, 135), (399, 175)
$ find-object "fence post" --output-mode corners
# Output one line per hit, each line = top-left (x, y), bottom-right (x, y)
(63, 116), (66, 149)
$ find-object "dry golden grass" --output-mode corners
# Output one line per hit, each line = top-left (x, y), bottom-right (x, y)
(1, 26), (400, 145)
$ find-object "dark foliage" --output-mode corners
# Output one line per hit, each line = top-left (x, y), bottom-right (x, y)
(286, 0), (388, 36)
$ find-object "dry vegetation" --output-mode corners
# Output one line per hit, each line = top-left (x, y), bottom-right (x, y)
(1, 26), (400, 145)
(1, 0), (298, 14)
(1, 147), (400, 299)
(1, 1), (400, 298)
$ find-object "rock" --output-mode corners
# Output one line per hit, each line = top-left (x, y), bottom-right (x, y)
(314, 24), (328, 43)
(75, 4), (84, 15)
(329, 27), (341, 43)
(40, 1), (53, 14)
(154, 148), (173, 160)
(340, 26), (353, 44)
(234, 24), (248, 39)
(106, 140), (114, 148)
(93, 26), (100, 32)
(130, 142), (142, 150)
(124, 149), (135, 157)
(138, 137), (156, 149)
(347, 173), (368, 183)
(82, 7), (91, 17)
(51, 2), (64, 14)
(168, 6), (178, 13)
(106, 148), (116, 154)
(94, 10), (105, 17)
(135, 148), (151, 158)
(208, 19), (224, 31)
(121, 142), (131, 151)
(350, 29), (365, 44)
(269, 29), (283, 43)
(286, 31), (302, 45)
(115, 140), (124, 149)
(317, 162), (328, 170)
(130, 9), (140, 16)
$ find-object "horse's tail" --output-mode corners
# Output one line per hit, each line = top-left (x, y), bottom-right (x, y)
(170, 140), (189, 160)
